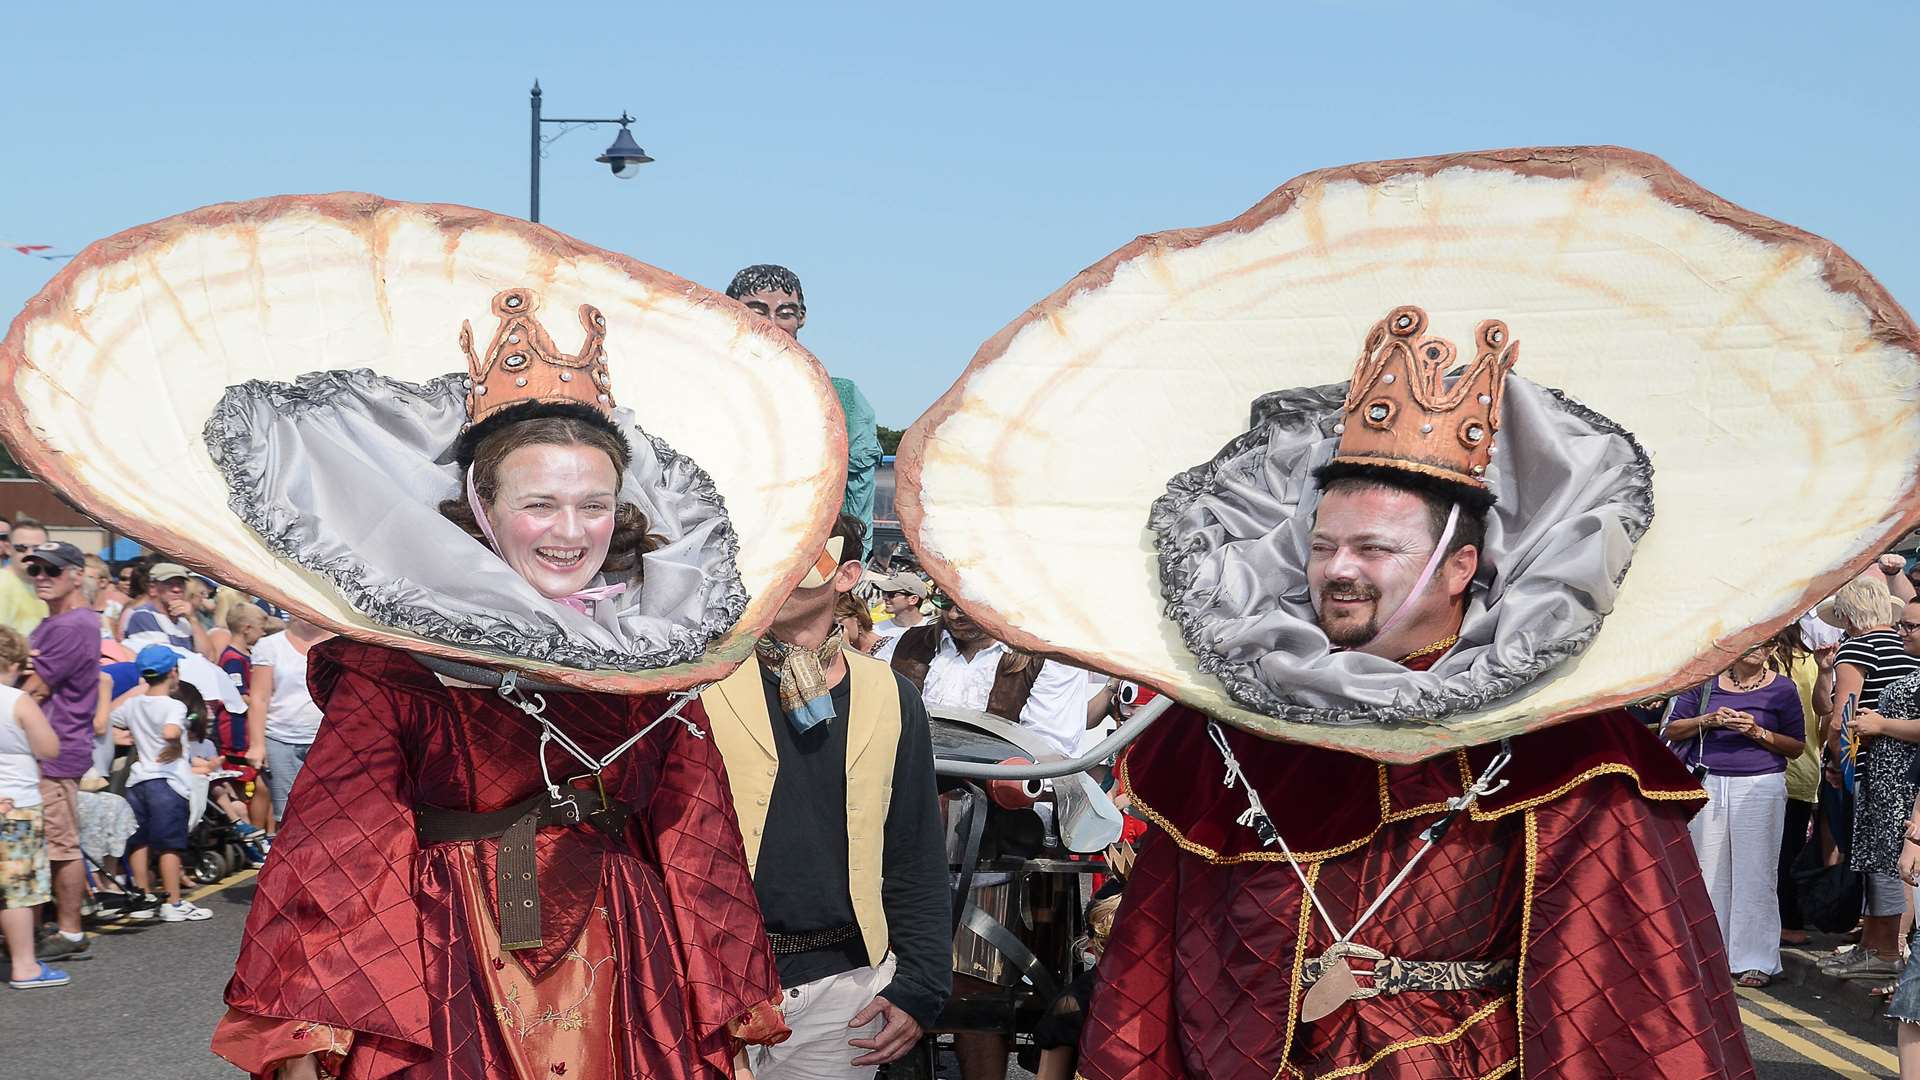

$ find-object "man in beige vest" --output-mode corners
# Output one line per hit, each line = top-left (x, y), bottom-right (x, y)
(703, 514), (949, 1078)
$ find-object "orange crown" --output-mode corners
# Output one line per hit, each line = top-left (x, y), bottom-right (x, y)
(459, 288), (616, 426)
(1328, 305), (1519, 490)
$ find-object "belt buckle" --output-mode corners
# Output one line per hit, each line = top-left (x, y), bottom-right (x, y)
(1326, 941), (1386, 1002)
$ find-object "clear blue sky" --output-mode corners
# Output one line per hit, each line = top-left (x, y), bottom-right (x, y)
(5, 2), (1915, 428)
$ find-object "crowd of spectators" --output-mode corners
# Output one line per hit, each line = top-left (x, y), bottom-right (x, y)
(18, 494), (1920, 1073)
(1655, 551), (1920, 1043)
(0, 515), (325, 992)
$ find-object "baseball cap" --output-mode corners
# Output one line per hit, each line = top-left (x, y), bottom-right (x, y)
(135, 644), (179, 678)
(882, 573), (930, 599)
(148, 562), (192, 583)
(22, 541), (85, 572)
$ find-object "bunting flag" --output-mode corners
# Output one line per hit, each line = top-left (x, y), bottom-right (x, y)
(5, 242), (71, 261)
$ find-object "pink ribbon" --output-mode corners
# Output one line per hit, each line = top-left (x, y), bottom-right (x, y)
(466, 464), (628, 615)
(557, 582), (628, 614)
(465, 464), (501, 552)
(1367, 503), (1460, 647)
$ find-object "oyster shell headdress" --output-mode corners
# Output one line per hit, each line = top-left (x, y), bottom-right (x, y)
(0, 193), (849, 693)
(898, 147), (1920, 760)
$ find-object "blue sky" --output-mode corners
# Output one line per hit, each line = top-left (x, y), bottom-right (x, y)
(4, 2), (1916, 427)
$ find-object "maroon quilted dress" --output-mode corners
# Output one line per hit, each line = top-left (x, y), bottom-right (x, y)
(1079, 697), (1756, 1079)
(213, 640), (785, 1079)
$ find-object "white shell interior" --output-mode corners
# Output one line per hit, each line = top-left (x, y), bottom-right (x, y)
(913, 163), (1920, 754)
(8, 201), (844, 680)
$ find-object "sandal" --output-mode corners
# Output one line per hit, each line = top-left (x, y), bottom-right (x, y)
(8, 962), (71, 990)
(1735, 970), (1773, 988)
(1872, 982), (1897, 999)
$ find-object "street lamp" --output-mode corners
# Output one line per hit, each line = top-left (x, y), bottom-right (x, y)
(528, 80), (655, 223)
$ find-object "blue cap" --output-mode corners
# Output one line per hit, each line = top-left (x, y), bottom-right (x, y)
(135, 644), (179, 678)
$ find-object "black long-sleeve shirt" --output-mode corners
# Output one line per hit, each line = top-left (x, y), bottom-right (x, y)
(753, 665), (951, 1028)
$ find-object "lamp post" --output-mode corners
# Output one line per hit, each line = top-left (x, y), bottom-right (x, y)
(528, 80), (655, 223)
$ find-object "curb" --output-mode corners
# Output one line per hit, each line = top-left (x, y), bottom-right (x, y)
(1779, 944), (1894, 1023)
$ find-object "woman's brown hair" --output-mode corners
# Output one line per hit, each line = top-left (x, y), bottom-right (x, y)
(438, 414), (662, 584)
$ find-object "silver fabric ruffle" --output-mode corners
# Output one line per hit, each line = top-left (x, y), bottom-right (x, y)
(1150, 375), (1654, 729)
(204, 368), (749, 672)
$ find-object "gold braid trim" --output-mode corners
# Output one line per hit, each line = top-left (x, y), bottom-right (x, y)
(1516, 809), (1538, 1079)
(1301, 994), (1513, 1080)
(1271, 861), (1320, 1079)
(1124, 750), (1703, 866)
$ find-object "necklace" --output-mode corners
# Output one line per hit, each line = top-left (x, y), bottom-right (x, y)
(1206, 721), (1513, 1022)
(1724, 668), (1770, 693)
(1400, 634), (1460, 663)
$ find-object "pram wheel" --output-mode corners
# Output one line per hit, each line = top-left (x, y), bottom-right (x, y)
(190, 847), (231, 885)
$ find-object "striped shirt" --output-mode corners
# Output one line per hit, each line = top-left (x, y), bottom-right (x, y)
(1834, 629), (1920, 711)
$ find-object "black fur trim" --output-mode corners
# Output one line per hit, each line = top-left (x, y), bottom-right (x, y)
(456, 401), (633, 470)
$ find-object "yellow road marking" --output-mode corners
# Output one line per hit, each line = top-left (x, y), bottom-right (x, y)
(1738, 985), (1899, 1071)
(1739, 1004), (1884, 1079)
(90, 869), (258, 935)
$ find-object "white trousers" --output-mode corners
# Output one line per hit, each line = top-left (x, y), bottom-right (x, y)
(1689, 771), (1787, 975)
(749, 954), (897, 1080)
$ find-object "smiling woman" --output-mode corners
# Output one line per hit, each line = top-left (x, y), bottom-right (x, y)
(439, 407), (660, 603)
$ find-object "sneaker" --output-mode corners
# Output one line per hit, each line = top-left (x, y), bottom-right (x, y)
(158, 901), (212, 923)
(1839, 952), (1902, 980)
(8, 962), (71, 990)
(35, 934), (92, 962)
(242, 844), (268, 869)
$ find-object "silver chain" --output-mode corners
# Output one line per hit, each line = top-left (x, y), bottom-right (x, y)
(496, 671), (705, 806)
(1207, 721), (1512, 946)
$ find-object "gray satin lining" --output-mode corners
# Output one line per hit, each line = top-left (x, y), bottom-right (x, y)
(1150, 376), (1654, 728)
(205, 369), (748, 672)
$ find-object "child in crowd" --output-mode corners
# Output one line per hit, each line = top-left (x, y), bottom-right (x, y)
(112, 645), (212, 922)
(213, 603), (271, 834)
(181, 683), (267, 867)
(1, 626), (67, 988)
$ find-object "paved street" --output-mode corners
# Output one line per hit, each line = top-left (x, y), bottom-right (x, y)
(0, 870), (1901, 1078)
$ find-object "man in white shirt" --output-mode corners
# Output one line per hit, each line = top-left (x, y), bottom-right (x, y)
(871, 573), (931, 660)
(888, 597), (1084, 758)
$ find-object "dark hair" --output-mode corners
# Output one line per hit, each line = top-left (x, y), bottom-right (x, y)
(174, 682), (209, 744)
(438, 409), (662, 585)
(725, 264), (805, 308)
(1312, 461), (1490, 560)
(830, 513), (868, 568)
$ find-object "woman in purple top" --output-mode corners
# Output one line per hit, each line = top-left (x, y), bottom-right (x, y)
(1665, 633), (1807, 987)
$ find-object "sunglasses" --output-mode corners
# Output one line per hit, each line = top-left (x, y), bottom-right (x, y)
(1899, 621), (1920, 633)
(928, 592), (956, 612)
(10, 543), (31, 554)
(23, 563), (69, 579)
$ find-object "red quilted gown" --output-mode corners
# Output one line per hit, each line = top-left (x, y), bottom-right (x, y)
(212, 640), (786, 1080)
(1080, 704), (1755, 1079)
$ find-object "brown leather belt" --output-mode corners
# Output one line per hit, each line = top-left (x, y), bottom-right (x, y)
(767, 922), (862, 955)
(415, 791), (634, 952)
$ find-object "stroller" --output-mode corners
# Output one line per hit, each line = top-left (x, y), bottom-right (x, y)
(184, 769), (268, 884)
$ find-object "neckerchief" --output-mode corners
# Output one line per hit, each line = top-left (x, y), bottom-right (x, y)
(757, 628), (846, 734)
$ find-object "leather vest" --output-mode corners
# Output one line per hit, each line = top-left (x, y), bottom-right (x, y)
(701, 651), (900, 968)
(889, 624), (1043, 722)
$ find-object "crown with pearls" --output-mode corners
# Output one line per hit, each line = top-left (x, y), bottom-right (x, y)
(1328, 305), (1518, 490)
(459, 288), (616, 426)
